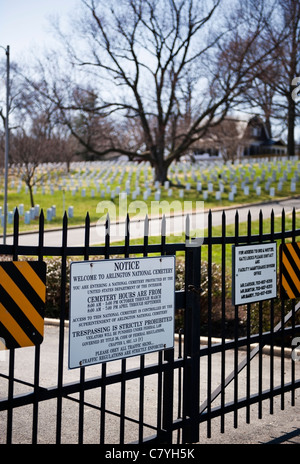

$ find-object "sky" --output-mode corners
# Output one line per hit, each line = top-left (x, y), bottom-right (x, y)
(0, 0), (78, 62)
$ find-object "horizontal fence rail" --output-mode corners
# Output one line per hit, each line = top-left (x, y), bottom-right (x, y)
(0, 207), (299, 444)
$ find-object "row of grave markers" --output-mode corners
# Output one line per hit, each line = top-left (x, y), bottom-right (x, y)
(1, 156), (300, 224)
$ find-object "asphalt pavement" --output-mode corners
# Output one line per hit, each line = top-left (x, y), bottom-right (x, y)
(0, 323), (299, 445)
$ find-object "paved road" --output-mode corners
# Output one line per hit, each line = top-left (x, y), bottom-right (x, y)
(0, 324), (299, 444)
(5, 197), (300, 247)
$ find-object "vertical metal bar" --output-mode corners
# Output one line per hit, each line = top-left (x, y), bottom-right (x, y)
(138, 354), (145, 444)
(138, 215), (149, 444)
(270, 209), (275, 415)
(291, 207), (296, 406)
(161, 215), (166, 255)
(246, 210), (251, 424)
(56, 212), (68, 444)
(162, 213), (175, 444)
(258, 210), (263, 419)
(280, 209), (285, 411)
(182, 215), (190, 442)
(234, 210), (239, 429)
(78, 213), (90, 444)
(182, 214), (201, 444)
(162, 350), (174, 444)
(220, 210), (226, 433)
(177, 328), (183, 444)
(207, 209), (212, 438)
(100, 214), (110, 444)
(120, 214), (130, 444)
(6, 209), (19, 443)
(32, 209), (45, 444)
(157, 350), (163, 437)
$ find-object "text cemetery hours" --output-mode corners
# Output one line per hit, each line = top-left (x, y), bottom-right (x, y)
(69, 256), (175, 368)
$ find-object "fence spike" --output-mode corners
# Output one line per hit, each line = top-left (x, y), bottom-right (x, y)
(126, 213), (130, 236)
(84, 212), (90, 255)
(144, 214), (149, 237)
(161, 214), (166, 236)
(185, 214), (190, 241)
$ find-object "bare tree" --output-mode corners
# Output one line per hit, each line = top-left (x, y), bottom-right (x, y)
(10, 130), (54, 207)
(236, 0), (300, 157)
(25, 0), (282, 182)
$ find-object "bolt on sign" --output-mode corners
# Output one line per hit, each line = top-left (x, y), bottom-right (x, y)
(280, 242), (300, 299)
(69, 256), (175, 369)
(0, 261), (46, 349)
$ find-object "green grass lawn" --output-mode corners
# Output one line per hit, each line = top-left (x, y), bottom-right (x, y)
(96, 209), (297, 269)
(1, 158), (300, 234)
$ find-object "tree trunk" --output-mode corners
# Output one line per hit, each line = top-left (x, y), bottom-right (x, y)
(287, 94), (296, 159)
(152, 159), (170, 184)
(28, 183), (35, 208)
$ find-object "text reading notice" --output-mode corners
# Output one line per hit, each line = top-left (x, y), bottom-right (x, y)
(69, 256), (175, 369)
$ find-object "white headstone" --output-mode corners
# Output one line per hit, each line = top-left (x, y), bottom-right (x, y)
(7, 211), (13, 224)
(68, 206), (74, 218)
(18, 204), (24, 216)
(24, 211), (31, 224)
(46, 208), (52, 221)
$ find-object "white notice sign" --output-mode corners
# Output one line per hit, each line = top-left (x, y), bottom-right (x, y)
(233, 243), (277, 305)
(69, 256), (175, 369)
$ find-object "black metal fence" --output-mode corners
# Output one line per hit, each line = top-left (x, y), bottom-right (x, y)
(0, 207), (299, 444)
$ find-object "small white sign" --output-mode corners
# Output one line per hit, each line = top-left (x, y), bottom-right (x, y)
(69, 256), (175, 369)
(233, 243), (277, 305)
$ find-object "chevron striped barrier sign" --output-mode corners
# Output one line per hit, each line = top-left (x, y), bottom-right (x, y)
(0, 261), (46, 349)
(280, 242), (300, 299)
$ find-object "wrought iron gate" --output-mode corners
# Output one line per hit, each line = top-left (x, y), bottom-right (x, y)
(0, 207), (299, 444)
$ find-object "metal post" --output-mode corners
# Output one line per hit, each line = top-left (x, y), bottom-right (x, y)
(183, 241), (201, 443)
(2, 45), (9, 244)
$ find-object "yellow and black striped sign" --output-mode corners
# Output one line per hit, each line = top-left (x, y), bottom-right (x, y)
(280, 242), (300, 299)
(0, 261), (46, 349)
